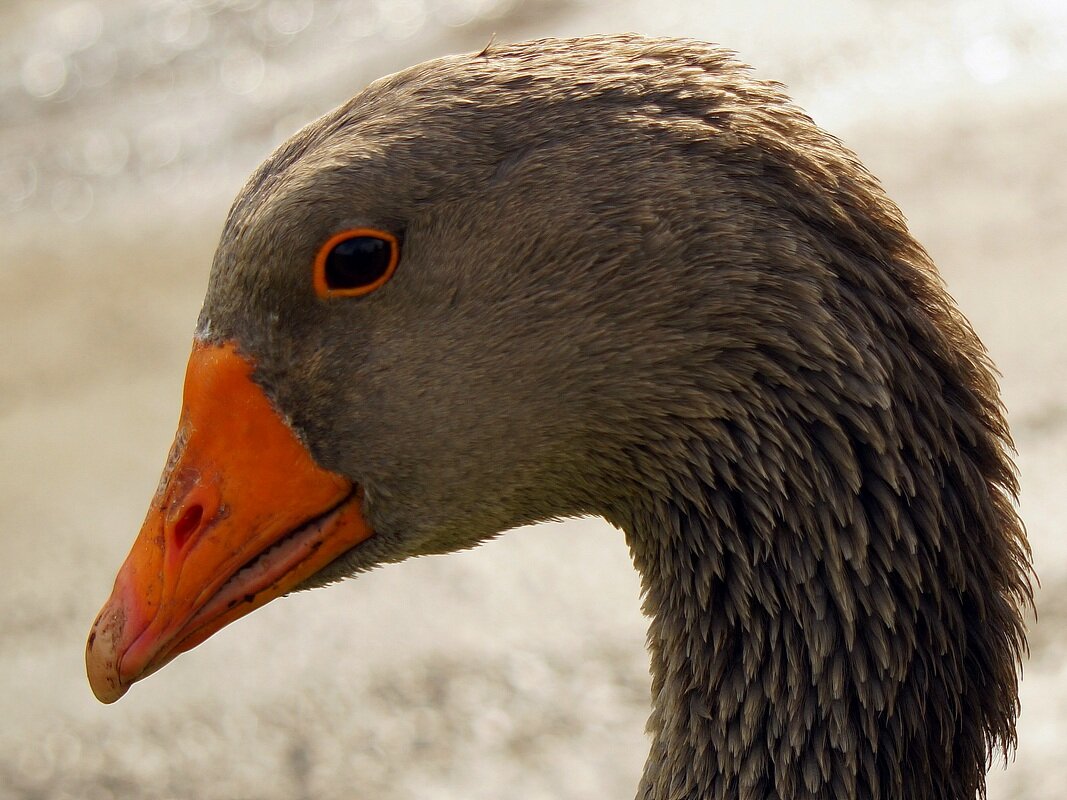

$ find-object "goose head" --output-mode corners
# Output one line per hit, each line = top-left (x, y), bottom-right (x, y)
(86, 35), (1031, 799)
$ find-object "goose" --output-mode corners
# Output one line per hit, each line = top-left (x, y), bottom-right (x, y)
(86, 35), (1033, 800)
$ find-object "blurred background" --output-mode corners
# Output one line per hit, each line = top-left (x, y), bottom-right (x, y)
(1, 1), (1065, 798)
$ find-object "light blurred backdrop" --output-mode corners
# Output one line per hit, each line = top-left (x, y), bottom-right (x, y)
(1, 1), (1065, 798)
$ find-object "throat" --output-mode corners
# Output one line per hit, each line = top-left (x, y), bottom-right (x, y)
(614, 430), (1028, 800)
(626, 494), (865, 800)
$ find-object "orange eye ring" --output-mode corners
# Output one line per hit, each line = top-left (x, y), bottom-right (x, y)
(313, 227), (400, 299)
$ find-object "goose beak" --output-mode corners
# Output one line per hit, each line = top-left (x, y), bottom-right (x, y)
(86, 340), (373, 704)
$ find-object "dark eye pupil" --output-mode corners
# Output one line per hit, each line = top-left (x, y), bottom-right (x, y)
(325, 236), (392, 290)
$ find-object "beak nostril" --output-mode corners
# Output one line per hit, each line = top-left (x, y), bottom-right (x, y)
(173, 503), (204, 549)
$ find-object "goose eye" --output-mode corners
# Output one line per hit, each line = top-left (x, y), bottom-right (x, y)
(313, 228), (400, 298)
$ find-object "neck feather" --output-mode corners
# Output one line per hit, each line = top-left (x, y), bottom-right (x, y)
(586, 108), (1035, 798)
(613, 349), (1030, 799)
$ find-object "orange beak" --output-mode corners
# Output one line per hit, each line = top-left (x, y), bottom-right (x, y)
(86, 340), (373, 703)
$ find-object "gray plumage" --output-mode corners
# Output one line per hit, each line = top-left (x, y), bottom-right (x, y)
(198, 35), (1033, 800)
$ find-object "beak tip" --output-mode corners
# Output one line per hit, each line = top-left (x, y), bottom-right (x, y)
(88, 673), (128, 704)
(86, 606), (131, 704)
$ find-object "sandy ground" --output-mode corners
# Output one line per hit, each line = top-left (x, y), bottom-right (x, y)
(1, 1), (1065, 798)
